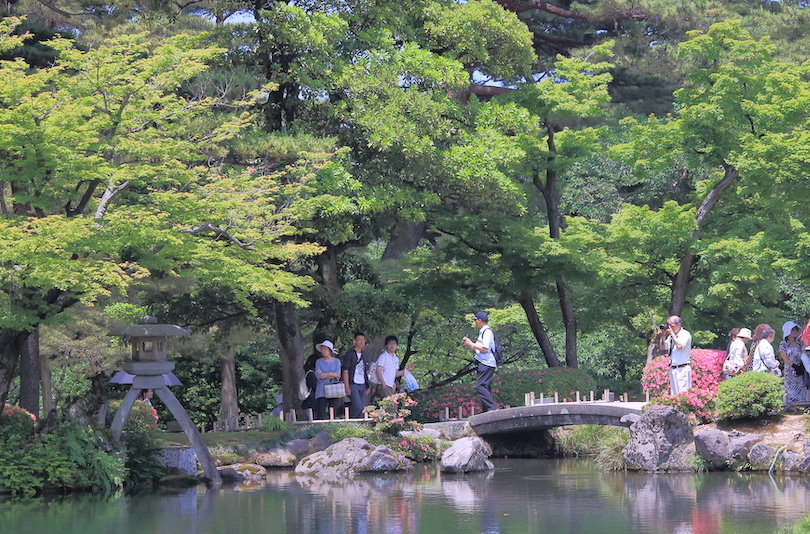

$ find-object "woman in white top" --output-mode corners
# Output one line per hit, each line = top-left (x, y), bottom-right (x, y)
(752, 328), (779, 374)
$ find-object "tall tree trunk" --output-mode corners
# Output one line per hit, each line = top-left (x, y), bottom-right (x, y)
(40, 345), (52, 417)
(668, 165), (739, 316)
(19, 329), (40, 414)
(555, 277), (578, 368)
(0, 329), (29, 406)
(517, 292), (562, 367)
(219, 349), (239, 431)
(274, 300), (306, 419)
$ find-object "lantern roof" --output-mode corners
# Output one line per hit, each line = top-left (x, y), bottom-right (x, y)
(107, 316), (190, 337)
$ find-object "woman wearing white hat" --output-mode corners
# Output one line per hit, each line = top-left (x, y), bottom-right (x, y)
(724, 327), (751, 378)
(314, 340), (342, 419)
(780, 321), (808, 405)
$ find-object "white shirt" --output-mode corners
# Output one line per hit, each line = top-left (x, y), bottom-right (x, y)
(475, 326), (496, 368)
(667, 328), (692, 367)
(352, 353), (365, 384)
(752, 341), (778, 372)
(376, 351), (398, 388)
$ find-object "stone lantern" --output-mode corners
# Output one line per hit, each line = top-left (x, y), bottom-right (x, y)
(108, 316), (220, 484)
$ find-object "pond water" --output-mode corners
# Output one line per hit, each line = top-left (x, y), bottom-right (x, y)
(3, 459), (810, 534)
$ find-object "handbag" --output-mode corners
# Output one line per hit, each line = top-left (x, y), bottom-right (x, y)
(722, 358), (740, 376)
(324, 381), (345, 398)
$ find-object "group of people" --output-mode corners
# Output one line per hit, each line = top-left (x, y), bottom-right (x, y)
(301, 311), (501, 419)
(303, 332), (411, 420)
(724, 321), (810, 404)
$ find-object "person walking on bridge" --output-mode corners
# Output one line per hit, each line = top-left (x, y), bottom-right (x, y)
(463, 311), (498, 412)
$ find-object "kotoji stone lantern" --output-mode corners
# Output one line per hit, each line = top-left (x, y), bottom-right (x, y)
(108, 316), (221, 485)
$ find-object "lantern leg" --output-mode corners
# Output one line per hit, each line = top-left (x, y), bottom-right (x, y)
(153, 386), (222, 485)
(111, 387), (141, 442)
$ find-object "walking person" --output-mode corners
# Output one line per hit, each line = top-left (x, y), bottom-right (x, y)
(751, 326), (780, 375)
(463, 311), (499, 412)
(342, 332), (370, 418)
(663, 315), (692, 395)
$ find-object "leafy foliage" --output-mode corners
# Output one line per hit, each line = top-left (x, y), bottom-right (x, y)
(715, 372), (785, 420)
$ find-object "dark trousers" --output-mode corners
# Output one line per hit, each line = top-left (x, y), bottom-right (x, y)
(348, 383), (367, 418)
(476, 362), (498, 412)
(314, 397), (340, 420)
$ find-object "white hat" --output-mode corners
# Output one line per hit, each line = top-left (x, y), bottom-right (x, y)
(782, 321), (800, 339)
(738, 328), (752, 339)
(315, 340), (335, 354)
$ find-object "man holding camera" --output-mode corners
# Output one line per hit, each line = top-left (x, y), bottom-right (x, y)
(663, 315), (692, 395)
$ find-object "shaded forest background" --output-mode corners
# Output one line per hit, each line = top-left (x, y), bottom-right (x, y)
(3, 0), (810, 427)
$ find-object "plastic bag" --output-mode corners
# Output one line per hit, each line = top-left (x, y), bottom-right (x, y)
(403, 370), (419, 392)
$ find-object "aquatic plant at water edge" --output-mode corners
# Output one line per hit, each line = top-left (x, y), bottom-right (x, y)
(714, 372), (784, 420)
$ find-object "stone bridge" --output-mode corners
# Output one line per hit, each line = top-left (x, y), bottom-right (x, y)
(466, 402), (646, 435)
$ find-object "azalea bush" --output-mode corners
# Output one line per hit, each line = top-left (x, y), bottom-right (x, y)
(409, 368), (596, 422)
(109, 400), (160, 432)
(642, 349), (726, 423)
(1, 404), (37, 443)
(365, 393), (421, 435)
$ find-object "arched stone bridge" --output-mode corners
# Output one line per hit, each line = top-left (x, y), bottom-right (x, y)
(466, 402), (646, 435)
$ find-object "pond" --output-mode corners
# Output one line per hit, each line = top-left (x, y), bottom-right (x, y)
(2, 459), (809, 534)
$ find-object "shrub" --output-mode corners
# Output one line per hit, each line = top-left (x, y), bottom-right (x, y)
(108, 400), (159, 432)
(0, 404), (37, 443)
(410, 367), (596, 422)
(715, 372), (784, 420)
(122, 429), (164, 487)
(365, 393), (421, 435)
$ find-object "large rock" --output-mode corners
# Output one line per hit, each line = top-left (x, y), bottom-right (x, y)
(781, 450), (804, 471)
(729, 434), (763, 463)
(250, 448), (297, 468)
(622, 405), (694, 472)
(748, 443), (776, 469)
(441, 437), (493, 473)
(285, 432), (334, 459)
(694, 430), (729, 469)
(424, 421), (476, 441)
(294, 438), (411, 478)
(216, 463), (267, 483)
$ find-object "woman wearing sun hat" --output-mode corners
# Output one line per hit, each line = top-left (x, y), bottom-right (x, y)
(781, 321), (808, 405)
(314, 340), (342, 419)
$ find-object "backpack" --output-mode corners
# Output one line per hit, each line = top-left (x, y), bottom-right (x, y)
(485, 326), (504, 365)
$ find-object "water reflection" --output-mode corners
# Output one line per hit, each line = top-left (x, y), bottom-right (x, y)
(2, 460), (810, 534)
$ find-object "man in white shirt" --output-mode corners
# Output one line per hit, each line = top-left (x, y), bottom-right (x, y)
(462, 311), (498, 412)
(374, 335), (405, 399)
(342, 332), (370, 418)
(664, 315), (692, 395)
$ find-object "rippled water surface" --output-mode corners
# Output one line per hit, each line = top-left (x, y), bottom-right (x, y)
(3, 459), (810, 534)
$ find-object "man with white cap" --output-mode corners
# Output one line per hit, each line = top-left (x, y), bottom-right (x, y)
(724, 327), (751, 378)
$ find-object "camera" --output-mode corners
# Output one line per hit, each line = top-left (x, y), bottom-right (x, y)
(659, 324), (669, 331)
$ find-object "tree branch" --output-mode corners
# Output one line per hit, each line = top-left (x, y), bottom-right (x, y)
(179, 223), (256, 250)
(94, 181), (130, 220)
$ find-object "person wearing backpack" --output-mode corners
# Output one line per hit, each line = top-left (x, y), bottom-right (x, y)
(463, 311), (499, 412)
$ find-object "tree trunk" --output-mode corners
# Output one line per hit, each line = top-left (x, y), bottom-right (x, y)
(555, 277), (578, 368)
(517, 292), (562, 367)
(668, 165), (738, 316)
(40, 345), (52, 417)
(19, 329), (40, 414)
(219, 349), (239, 432)
(382, 221), (427, 260)
(0, 329), (29, 406)
(274, 300), (306, 419)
